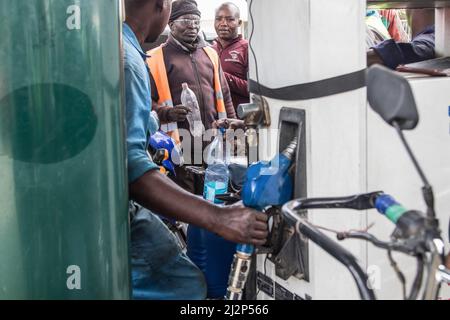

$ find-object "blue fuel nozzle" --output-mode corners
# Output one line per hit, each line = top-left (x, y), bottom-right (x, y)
(226, 138), (297, 300)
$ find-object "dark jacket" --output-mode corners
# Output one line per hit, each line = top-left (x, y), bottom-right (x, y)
(151, 35), (236, 132)
(212, 35), (249, 109)
(373, 25), (435, 69)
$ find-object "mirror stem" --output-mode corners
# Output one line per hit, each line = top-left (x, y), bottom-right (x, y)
(393, 122), (436, 220)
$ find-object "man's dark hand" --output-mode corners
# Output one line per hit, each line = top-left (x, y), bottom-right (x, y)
(130, 171), (268, 246)
(214, 202), (269, 246)
(166, 105), (191, 122)
(212, 118), (245, 130)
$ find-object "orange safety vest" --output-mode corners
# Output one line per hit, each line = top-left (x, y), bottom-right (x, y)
(146, 46), (227, 145)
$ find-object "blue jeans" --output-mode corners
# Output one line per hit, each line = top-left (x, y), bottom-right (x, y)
(130, 206), (206, 300)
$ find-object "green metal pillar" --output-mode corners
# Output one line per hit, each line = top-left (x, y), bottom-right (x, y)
(0, 0), (130, 299)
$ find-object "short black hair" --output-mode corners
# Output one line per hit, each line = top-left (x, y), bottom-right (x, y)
(125, 0), (147, 10)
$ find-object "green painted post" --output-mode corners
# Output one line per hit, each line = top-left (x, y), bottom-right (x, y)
(0, 0), (130, 299)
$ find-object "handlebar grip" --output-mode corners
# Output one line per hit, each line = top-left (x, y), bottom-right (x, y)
(374, 194), (408, 224)
(375, 194), (426, 239)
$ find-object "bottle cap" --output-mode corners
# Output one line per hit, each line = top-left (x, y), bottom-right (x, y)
(182, 83), (188, 89)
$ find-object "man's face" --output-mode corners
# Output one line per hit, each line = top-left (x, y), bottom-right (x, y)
(146, 0), (172, 43)
(170, 14), (201, 43)
(214, 6), (241, 41)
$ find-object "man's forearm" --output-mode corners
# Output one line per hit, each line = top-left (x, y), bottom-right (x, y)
(367, 49), (384, 67)
(129, 169), (219, 232)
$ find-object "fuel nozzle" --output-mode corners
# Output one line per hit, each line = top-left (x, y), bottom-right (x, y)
(225, 138), (298, 300)
(282, 138), (298, 161)
(225, 251), (252, 300)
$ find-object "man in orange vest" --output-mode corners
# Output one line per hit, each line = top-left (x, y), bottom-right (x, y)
(147, 0), (236, 194)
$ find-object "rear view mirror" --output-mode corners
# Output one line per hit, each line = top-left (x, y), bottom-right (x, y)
(367, 65), (419, 130)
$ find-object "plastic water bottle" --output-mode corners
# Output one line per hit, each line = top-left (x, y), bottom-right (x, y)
(203, 129), (229, 203)
(180, 82), (204, 137)
(202, 129), (236, 298)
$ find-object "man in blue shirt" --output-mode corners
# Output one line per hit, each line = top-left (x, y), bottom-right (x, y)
(123, 0), (268, 299)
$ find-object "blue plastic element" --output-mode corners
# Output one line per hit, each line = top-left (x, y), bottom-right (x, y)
(204, 230), (236, 298)
(375, 194), (399, 214)
(237, 243), (254, 255)
(203, 132), (229, 203)
(242, 153), (294, 211)
(190, 150), (295, 298)
(189, 131), (231, 298)
(187, 225), (236, 299)
(204, 170), (229, 204)
(204, 180), (228, 203)
(187, 225), (207, 274)
(374, 193), (408, 223)
(235, 153), (295, 256)
(149, 130), (181, 175)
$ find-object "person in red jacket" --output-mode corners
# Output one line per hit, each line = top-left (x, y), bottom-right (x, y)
(212, 2), (249, 111)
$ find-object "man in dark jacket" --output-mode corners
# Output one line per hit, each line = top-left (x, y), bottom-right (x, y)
(149, 0), (235, 193)
(212, 2), (249, 110)
(368, 25), (435, 69)
(368, 9), (435, 69)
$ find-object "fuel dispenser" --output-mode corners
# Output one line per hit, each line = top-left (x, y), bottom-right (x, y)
(235, 0), (450, 300)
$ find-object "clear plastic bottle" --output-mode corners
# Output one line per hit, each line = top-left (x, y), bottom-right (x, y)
(203, 129), (229, 204)
(204, 162), (229, 204)
(189, 129), (233, 299)
(180, 82), (204, 137)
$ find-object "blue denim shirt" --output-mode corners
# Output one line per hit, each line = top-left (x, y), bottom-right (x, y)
(123, 23), (159, 183)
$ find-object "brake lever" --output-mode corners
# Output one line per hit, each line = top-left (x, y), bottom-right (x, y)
(293, 191), (383, 211)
